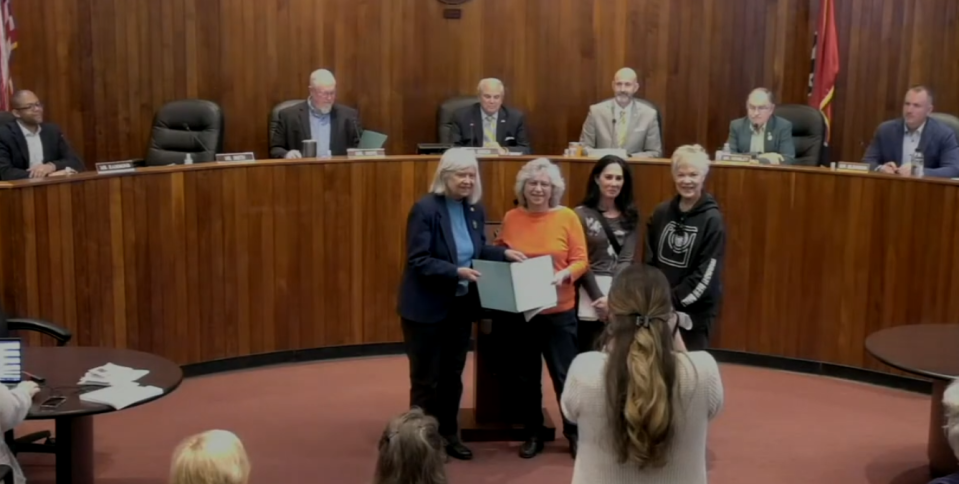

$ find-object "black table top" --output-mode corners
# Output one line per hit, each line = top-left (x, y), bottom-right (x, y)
(24, 346), (183, 419)
(865, 324), (959, 381)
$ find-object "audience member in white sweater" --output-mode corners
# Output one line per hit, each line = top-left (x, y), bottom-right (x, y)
(561, 264), (724, 484)
(0, 381), (39, 484)
(170, 429), (250, 484)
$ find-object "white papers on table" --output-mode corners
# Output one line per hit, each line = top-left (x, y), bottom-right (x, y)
(79, 384), (164, 410)
(78, 363), (150, 386)
(472, 255), (558, 322)
(578, 275), (612, 321)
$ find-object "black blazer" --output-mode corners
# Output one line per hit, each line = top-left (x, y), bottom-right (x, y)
(449, 103), (531, 154)
(269, 102), (362, 158)
(397, 194), (507, 324)
(0, 121), (85, 181)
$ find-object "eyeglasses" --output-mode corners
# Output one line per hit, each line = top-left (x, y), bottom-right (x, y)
(13, 102), (43, 111)
(747, 104), (771, 112)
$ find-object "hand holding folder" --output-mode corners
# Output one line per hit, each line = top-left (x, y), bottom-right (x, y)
(471, 255), (557, 321)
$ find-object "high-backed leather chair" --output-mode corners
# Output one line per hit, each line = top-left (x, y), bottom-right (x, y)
(268, 99), (303, 149)
(775, 104), (826, 166)
(0, 304), (72, 456)
(145, 100), (224, 166)
(436, 96), (478, 144)
(0, 112), (14, 125)
(930, 113), (959, 141)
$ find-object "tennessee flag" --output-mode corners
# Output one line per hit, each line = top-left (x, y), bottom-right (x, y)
(0, 0), (14, 111)
(808, 0), (839, 144)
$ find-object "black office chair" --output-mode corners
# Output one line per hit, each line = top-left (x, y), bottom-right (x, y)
(0, 465), (12, 484)
(635, 97), (665, 147)
(436, 96), (478, 144)
(930, 112), (959, 141)
(268, 99), (303, 150)
(775, 104), (826, 166)
(0, 305), (72, 456)
(0, 112), (14, 125)
(144, 99), (225, 166)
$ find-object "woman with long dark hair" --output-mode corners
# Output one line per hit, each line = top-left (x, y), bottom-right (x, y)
(574, 155), (639, 352)
(561, 264), (724, 484)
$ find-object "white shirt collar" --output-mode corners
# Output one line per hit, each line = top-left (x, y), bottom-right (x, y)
(17, 120), (41, 136)
(905, 120), (926, 135)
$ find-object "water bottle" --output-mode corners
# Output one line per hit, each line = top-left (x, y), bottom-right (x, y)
(184, 153), (193, 165)
(910, 151), (924, 178)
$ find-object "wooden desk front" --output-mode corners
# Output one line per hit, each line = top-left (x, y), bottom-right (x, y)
(1, 157), (956, 373)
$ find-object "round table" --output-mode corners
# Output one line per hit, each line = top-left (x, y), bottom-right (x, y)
(865, 324), (959, 477)
(23, 346), (183, 484)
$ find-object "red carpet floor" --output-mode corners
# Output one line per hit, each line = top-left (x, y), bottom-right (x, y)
(16, 354), (938, 484)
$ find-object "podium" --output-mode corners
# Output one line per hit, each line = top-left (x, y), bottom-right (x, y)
(458, 222), (557, 443)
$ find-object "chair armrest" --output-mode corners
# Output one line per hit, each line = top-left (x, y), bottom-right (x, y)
(7, 318), (72, 346)
(0, 464), (13, 484)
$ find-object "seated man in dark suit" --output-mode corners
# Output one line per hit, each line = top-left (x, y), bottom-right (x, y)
(863, 85), (959, 178)
(0, 90), (84, 181)
(449, 78), (531, 155)
(269, 69), (362, 158)
(726, 88), (795, 165)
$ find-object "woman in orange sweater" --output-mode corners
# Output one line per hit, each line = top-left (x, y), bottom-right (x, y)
(495, 157), (589, 459)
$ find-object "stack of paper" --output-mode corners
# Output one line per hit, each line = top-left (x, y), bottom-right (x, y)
(78, 363), (150, 386)
(79, 384), (164, 410)
(472, 255), (558, 322)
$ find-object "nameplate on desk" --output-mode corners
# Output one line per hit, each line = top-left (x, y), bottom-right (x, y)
(346, 148), (386, 159)
(470, 148), (498, 156)
(215, 152), (256, 163)
(715, 153), (753, 163)
(834, 162), (870, 172)
(96, 160), (142, 175)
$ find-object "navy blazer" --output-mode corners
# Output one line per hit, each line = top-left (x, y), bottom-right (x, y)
(397, 194), (507, 324)
(448, 103), (532, 154)
(862, 117), (959, 178)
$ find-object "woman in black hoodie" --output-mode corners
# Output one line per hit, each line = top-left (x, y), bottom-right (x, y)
(645, 145), (726, 351)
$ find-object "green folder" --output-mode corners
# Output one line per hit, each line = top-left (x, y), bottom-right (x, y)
(359, 130), (388, 149)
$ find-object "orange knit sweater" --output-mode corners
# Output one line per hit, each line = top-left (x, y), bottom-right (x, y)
(494, 207), (589, 314)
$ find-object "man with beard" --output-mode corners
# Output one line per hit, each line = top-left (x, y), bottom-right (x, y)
(270, 69), (362, 158)
(579, 68), (663, 158)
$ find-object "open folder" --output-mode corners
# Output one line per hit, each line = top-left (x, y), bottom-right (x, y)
(358, 130), (388, 149)
(472, 255), (558, 321)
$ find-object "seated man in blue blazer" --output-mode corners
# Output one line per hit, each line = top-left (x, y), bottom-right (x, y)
(0, 90), (84, 181)
(726, 88), (796, 165)
(863, 85), (959, 178)
(449, 78), (531, 155)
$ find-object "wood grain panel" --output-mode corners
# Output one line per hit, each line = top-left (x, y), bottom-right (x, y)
(1, 157), (958, 375)
(10, 0), (958, 167)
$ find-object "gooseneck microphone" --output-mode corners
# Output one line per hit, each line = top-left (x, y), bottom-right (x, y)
(469, 122), (478, 147)
(183, 123), (213, 159)
(351, 117), (363, 148)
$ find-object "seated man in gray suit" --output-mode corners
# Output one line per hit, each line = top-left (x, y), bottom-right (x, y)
(863, 85), (959, 178)
(270, 69), (362, 158)
(579, 67), (662, 158)
(449, 78), (531, 154)
(727, 88), (795, 165)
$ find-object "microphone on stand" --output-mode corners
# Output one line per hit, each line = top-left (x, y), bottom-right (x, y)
(351, 117), (363, 148)
(469, 122), (478, 148)
(183, 123), (213, 160)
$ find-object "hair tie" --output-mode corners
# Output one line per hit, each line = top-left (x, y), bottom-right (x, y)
(634, 314), (651, 329)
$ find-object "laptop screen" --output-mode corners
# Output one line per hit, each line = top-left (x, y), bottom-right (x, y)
(0, 338), (22, 384)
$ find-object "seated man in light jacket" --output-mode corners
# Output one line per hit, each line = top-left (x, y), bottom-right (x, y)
(579, 67), (662, 158)
(727, 88), (795, 165)
(862, 85), (959, 178)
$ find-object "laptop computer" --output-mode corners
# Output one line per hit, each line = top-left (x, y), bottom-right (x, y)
(0, 338), (23, 388)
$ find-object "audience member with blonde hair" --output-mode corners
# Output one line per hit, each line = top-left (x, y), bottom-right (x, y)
(170, 430), (250, 484)
(374, 408), (447, 484)
(929, 379), (959, 484)
(645, 145), (726, 350)
(561, 264), (724, 484)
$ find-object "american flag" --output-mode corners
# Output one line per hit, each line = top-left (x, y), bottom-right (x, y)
(0, 0), (15, 111)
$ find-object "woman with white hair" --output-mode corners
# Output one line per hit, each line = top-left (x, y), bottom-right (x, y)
(930, 379), (959, 484)
(169, 429), (250, 484)
(645, 145), (726, 351)
(397, 148), (526, 461)
(494, 157), (589, 459)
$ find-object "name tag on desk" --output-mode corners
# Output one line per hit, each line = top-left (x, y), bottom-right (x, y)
(347, 148), (386, 159)
(215, 152), (256, 163)
(833, 162), (870, 173)
(714, 153), (753, 163)
(96, 160), (143, 175)
(469, 148), (498, 157)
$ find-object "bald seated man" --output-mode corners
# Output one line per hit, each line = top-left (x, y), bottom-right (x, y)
(726, 88), (795, 165)
(270, 69), (362, 158)
(579, 68), (662, 158)
(0, 90), (84, 181)
(449, 78), (531, 155)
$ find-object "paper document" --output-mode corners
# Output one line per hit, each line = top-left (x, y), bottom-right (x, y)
(578, 275), (612, 321)
(78, 363), (150, 386)
(359, 130), (388, 149)
(80, 383), (164, 410)
(472, 255), (558, 321)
